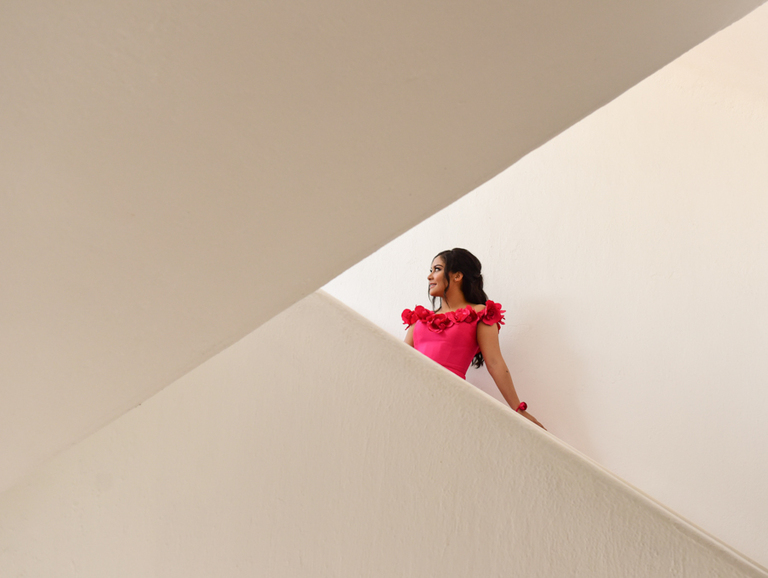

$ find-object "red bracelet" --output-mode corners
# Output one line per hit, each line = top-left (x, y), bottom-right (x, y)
(515, 402), (527, 413)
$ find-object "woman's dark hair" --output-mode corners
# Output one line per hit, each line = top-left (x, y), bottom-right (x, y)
(430, 248), (490, 368)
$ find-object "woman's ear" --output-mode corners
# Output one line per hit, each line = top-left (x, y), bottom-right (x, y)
(453, 272), (463, 283)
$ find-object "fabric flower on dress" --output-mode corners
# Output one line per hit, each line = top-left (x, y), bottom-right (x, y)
(480, 300), (506, 326)
(401, 308), (418, 327)
(414, 305), (432, 322)
(452, 306), (477, 323)
(427, 313), (454, 333)
(452, 307), (468, 323)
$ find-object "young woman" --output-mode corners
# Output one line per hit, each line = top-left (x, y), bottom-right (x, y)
(402, 248), (545, 429)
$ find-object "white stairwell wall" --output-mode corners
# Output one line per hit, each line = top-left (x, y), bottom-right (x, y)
(0, 292), (765, 577)
(324, 3), (768, 567)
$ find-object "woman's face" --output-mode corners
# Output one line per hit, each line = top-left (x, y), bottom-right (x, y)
(428, 256), (447, 297)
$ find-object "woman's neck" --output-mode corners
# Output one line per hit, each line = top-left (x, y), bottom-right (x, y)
(438, 289), (471, 312)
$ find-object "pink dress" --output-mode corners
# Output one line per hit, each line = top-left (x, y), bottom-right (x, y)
(401, 301), (505, 379)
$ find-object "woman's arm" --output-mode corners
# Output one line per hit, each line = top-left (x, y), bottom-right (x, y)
(404, 323), (415, 347)
(477, 322), (545, 429)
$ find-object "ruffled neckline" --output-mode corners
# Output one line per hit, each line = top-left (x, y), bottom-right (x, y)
(401, 301), (505, 333)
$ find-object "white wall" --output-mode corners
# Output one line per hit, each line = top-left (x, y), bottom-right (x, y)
(324, 3), (768, 567)
(0, 292), (764, 577)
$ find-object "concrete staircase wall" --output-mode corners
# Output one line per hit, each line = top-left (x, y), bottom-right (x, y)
(1, 292), (764, 577)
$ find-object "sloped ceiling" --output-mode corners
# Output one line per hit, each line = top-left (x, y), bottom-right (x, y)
(1, 0), (764, 492)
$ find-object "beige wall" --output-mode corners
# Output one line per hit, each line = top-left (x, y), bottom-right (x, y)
(9, 0), (765, 497)
(324, 3), (768, 567)
(0, 292), (764, 577)
(6, 0), (763, 491)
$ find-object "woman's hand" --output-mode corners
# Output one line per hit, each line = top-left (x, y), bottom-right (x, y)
(519, 410), (546, 430)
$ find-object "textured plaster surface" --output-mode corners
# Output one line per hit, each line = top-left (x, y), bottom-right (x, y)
(324, 2), (768, 566)
(2, 0), (766, 493)
(0, 292), (765, 577)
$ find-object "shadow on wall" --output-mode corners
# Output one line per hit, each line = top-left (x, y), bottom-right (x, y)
(467, 299), (596, 457)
